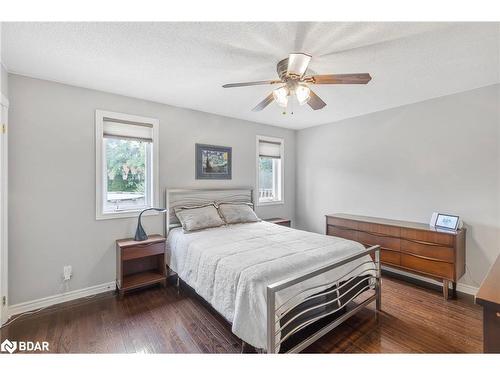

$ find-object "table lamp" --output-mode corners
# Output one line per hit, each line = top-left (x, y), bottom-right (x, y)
(134, 207), (167, 241)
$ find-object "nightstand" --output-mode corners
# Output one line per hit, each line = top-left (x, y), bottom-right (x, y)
(116, 234), (167, 295)
(264, 217), (291, 227)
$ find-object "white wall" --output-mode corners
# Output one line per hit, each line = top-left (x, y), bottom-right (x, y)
(296, 84), (500, 288)
(0, 23), (7, 97)
(8, 74), (296, 305)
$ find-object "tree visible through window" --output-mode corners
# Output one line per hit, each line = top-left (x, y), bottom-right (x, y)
(105, 138), (149, 212)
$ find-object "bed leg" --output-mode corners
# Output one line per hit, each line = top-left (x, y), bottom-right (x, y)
(376, 285), (382, 312)
(375, 247), (382, 314)
(176, 275), (180, 294)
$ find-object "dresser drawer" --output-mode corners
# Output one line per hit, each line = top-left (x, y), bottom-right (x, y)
(326, 217), (358, 230)
(401, 228), (454, 247)
(358, 222), (400, 237)
(400, 253), (454, 279)
(381, 249), (400, 266)
(122, 242), (165, 261)
(327, 225), (358, 241)
(358, 231), (400, 251)
(401, 239), (454, 262)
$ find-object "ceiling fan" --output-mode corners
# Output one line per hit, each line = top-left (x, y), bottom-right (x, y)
(222, 53), (372, 112)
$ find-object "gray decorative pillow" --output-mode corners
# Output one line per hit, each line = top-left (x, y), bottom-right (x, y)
(218, 203), (260, 224)
(174, 204), (225, 232)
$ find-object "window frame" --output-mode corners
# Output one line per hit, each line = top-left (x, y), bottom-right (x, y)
(95, 110), (160, 220)
(256, 135), (285, 206)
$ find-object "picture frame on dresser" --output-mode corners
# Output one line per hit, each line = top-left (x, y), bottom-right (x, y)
(434, 213), (460, 231)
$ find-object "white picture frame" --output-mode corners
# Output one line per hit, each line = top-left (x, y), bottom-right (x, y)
(434, 213), (460, 231)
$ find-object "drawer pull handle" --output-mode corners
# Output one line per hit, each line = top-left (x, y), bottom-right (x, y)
(496, 312), (500, 318)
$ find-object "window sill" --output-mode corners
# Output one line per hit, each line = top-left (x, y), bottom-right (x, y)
(96, 209), (160, 221)
(256, 200), (285, 207)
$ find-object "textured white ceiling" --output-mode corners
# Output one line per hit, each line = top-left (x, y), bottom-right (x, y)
(3, 22), (499, 129)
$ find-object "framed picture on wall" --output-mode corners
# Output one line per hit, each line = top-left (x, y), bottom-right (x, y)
(195, 144), (232, 180)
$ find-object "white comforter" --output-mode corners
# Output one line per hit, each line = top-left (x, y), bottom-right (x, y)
(167, 221), (374, 350)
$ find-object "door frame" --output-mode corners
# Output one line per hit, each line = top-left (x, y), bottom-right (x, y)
(0, 92), (9, 325)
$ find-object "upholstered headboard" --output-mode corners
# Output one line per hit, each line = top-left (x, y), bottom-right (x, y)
(164, 187), (254, 234)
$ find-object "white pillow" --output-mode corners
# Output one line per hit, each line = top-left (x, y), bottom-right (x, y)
(174, 204), (225, 232)
(218, 203), (260, 224)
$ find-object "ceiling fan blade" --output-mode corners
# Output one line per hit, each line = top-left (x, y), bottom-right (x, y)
(287, 53), (312, 77)
(222, 80), (281, 88)
(307, 73), (372, 84)
(307, 90), (327, 110)
(252, 93), (274, 112)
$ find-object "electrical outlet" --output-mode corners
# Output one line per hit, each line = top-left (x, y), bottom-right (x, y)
(63, 265), (72, 281)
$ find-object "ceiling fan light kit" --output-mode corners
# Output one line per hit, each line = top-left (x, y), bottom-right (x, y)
(223, 52), (372, 113)
(273, 86), (289, 107)
(295, 84), (311, 106)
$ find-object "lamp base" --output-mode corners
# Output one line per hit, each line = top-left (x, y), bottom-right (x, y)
(134, 222), (148, 241)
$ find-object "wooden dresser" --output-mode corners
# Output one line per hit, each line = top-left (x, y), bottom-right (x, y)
(326, 214), (466, 299)
(475, 252), (500, 353)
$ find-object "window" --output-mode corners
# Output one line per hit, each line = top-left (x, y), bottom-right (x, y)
(256, 135), (284, 205)
(95, 110), (159, 219)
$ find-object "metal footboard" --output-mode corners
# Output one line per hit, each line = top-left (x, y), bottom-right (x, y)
(266, 245), (381, 353)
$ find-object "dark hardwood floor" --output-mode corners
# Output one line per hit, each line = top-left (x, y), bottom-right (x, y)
(0, 275), (483, 353)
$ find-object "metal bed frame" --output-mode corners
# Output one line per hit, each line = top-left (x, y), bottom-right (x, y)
(165, 188), (382, 354)
(267, 245), (381, 353)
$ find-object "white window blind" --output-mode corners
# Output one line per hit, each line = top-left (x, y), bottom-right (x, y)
(258, 140), (282, 159)
(103, 120), (153, 142)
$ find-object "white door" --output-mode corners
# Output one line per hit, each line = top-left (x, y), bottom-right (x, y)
(0, 97), (8, 325)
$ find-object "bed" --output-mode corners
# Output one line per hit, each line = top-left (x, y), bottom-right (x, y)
(165, 188), (381, 353)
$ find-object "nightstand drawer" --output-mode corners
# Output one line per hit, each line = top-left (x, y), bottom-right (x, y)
(122, 241), (165, 261)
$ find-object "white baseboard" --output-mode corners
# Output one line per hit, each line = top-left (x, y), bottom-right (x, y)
(8, 281), (116, 318)
(382, 266), (479, 296)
